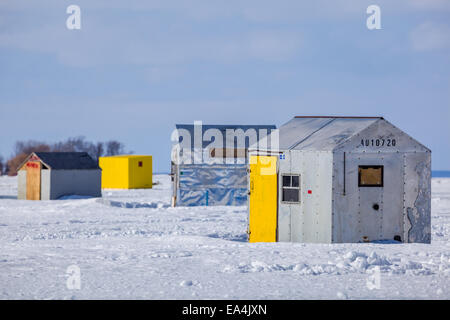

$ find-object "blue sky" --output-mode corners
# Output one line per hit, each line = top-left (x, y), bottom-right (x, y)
(0, 0), (449, 171)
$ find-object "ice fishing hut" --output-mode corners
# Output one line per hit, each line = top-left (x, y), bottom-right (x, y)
(171, 123), (277, 206)
(99, 155), (152, 189)
(17, 152), (102, 200)
(248, 116), (431, 244)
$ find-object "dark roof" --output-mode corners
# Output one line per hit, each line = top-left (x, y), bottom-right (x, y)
(34, 152), (100, 170)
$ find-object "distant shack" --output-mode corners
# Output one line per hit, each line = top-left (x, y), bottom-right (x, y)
(17, 152), (102, 200)
(171, 123), (277, 206)
(99, 155), (153, 189)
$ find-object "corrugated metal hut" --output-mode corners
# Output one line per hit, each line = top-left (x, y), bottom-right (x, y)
(171, 123), (277, 206)
(99, 155), (152, 189)
(248, 116), (431, 244)
(17, 152), (102, 200)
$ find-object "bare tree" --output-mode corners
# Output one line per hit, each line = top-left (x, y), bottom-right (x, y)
(52, 137), (105, 161)
(7, 140), (51, 176)
(93, 142), (105, 159)
(105, 140), (125, 156)
(52, 136), (88, 153)
(0, 155), (4, 176)
(14, 140), (51, 156)
(6, 137), (129, 175)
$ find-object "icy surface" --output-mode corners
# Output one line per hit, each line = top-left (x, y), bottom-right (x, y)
(0, 175), (449, 299)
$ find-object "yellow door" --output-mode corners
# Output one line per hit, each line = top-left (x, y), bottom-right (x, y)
(249, 155), (278, 242)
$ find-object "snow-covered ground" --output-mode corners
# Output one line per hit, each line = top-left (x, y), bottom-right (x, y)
(0, 175), (449, 299)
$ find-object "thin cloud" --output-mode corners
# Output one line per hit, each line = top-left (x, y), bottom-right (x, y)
(410, 22), (450, 52)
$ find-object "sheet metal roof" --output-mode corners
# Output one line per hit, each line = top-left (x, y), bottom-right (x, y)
(34, 152), (100, 170)
(279, 117), (382, 151)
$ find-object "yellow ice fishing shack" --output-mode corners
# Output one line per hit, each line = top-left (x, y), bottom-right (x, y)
(99, 155), (152, 189)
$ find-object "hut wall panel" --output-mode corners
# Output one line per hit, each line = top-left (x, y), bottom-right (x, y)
(17, 170), (27, 200)
(403, 152), (431, 243)
(50, 170), (101, 200)
(298, 151), (333, 243)
(332, 152), (363, 243)
(288, 150), (303, 242)
(277, 151), (293, 242)
(316, 151), (333, 243)
(381, 153), (404, 241)
(40, 170), (51, 200)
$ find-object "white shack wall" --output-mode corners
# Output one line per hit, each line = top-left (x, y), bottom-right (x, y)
(41, 169), (51, 200)
(17, 170), (27, 200)
(278, 150), (333, 243)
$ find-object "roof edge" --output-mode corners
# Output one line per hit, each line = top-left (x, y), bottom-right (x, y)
(16, 152), (53, 171)
(294, 116), (383, 119)
(332, 118), (431, 152)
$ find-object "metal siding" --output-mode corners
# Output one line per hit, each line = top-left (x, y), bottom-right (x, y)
(334, 152), (413, 243)
(336, 119), (429, 153)
(177, 164), (247, 206)
(332, 119), (430, 243)
(359, 186), (383, 241)
(277, 151), (292, 242)
(289, 150), (303, 242)
(381, 153), (404, 241)
(316, 151), (333, 243)
(300, 152), (316, 242)
(403, 152), (431, 243)
(296, 151), (333, 243)
(332, 152), (363, 243)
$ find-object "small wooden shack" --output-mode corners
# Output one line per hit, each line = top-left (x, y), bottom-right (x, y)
(17, 152), (102, 200)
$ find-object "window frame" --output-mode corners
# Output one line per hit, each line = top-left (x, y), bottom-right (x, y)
(358, 165), (384, 188)
(281, 174), (301, 204)
(209, 148), (247, 159)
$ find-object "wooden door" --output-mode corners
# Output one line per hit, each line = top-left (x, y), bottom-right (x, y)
(26, 161), (41, 200)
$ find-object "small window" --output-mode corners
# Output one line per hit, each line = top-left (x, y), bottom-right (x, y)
(282, 174), (300, 203)
(358, 165), (383, 187)
(138, 161), (143, 167)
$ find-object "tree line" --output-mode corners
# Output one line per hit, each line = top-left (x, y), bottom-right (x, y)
(0, 137), (130, 176)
